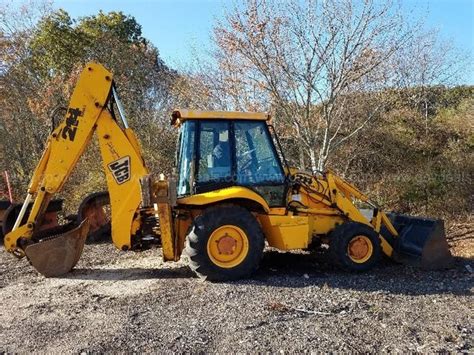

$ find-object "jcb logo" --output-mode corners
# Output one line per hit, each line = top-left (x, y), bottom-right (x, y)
(108, 156), (131, 185)
(60, 107), (83, 142)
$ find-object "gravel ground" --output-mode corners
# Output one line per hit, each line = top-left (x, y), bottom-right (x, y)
(1, 229), (472, 353)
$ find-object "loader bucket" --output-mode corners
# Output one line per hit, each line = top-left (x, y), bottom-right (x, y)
(383, 214), (453, 269)
(24, 219), (89, 277)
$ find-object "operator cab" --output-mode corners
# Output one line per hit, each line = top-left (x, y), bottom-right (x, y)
(173, 110), (287, 207)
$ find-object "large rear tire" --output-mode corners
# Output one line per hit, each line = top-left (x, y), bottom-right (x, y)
(77, 191), (111, 243)
(329, 222), (382, 272)
(185, 205), (264, 281)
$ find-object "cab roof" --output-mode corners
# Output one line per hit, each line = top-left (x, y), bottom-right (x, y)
(171, 109), (271, 127)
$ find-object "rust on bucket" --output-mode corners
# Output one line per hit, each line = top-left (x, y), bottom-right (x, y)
(24, 219), (89, 277)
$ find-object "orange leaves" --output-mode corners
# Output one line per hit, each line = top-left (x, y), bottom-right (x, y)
(25, 73), (71, 120)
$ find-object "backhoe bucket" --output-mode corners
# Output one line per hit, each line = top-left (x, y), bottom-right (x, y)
(24, 219), (89, 277)
(384, 214), (453, 269)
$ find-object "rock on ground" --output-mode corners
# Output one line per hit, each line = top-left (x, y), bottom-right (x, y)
(1, 234), (472, 352)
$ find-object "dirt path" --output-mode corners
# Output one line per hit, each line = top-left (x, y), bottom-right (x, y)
(1, 238), (472, 352)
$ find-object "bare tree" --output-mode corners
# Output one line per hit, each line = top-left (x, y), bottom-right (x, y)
(392, 29), (470, 131)
(208, 0), (432, 171)
(0, 2), (176, 199)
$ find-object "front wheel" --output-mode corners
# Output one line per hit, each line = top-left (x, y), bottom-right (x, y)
(329, 222), (382, 272)
(185, 205), (264, 281)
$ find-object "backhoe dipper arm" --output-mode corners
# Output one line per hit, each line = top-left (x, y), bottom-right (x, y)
(4, 62), (148, 257)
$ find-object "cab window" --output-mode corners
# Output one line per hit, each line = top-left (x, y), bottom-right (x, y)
(234, 121), (285, 185)
(196, 121), (232, 186)
(177, 121), (196, 196)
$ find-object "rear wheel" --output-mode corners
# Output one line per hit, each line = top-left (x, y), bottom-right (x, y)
(329, 222), (382, 271)
(185, 205), (264, 281)
(77, 191), (111, 243)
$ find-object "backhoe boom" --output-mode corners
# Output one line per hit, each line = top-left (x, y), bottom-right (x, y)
(4, 63), (150, 275)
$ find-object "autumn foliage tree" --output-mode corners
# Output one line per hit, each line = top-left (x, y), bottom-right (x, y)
(1, 4), (175, 203)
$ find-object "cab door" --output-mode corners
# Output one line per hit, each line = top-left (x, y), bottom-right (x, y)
(195, 121), (233, 193)
(233, 121), (287, 207)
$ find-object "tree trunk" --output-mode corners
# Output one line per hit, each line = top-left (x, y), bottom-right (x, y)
(317, 125), (330, 172)
(317, 153), (326, 172)
(298, 145), (306, 170)
(424, 99), (429, 135)
(310, 148), (319, 173)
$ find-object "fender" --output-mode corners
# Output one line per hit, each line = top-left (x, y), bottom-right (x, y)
(177, 186), (270, 213)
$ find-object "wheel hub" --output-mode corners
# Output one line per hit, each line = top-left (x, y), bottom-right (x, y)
(207, 225), (249, 268)
(347, 235), (373, 263)
(216, 234), (237, 255)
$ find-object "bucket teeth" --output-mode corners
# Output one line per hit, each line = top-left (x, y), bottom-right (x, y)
(24, 219), (89, 277)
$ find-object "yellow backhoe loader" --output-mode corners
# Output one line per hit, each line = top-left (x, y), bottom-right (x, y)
(3, 63), (453, 280)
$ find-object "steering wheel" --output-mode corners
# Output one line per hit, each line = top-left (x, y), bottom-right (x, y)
(238, 157), (257, 183)
(239, 158), (253, 171)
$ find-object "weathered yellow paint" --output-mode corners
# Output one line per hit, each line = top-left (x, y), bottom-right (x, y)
(96, 109), (149, 250)
(373, 212), (382, 232)
(153, 178), (176, 261)
(3, 224), (30, 255)
(28, 145), (50, 194)
(322, 171), (394, 257)
(267, 207), (288, 216)
(172, 109), (270, 126)
(4, 62), (115, 254)
(380, 212), (399, 236)
(5, 60), (411, 275)
(36, 62), (111, 194)
(124, 128), (146, 165)
(310, 215), (344, 235)
(177, 186), (270, 213)
(158, 202), (175, 261)
(176, 214), (192, 259)
(296, 207), (341, 216)
(174, 109), (269, 120)
(258, 215), (310, 250)
(4, 62), (154, 257)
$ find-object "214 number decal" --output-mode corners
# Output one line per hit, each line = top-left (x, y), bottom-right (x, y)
(60, 107), (84, 142)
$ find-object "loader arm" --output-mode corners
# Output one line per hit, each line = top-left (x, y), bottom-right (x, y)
(4, 63), (149, 274)
(292, 168), (451, 268)
(324, 170), (396, 256)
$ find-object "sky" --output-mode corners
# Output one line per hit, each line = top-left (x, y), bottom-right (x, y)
(53, 0), (230, 67)
(12, 0), (474, 83)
